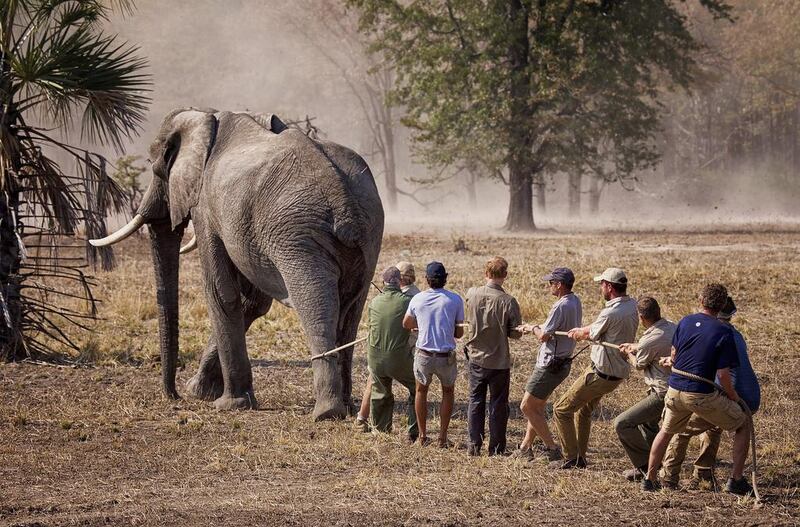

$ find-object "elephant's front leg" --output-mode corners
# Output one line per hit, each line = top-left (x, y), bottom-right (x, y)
(187, 284), (273, 401)
(200, 239), (256, 410)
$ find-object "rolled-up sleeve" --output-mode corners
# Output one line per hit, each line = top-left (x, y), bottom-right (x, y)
(589, 309), (611, 341)
(508, 298), (523, 339)
(634, 334), (658, 370)
(541, 303), (563, 336)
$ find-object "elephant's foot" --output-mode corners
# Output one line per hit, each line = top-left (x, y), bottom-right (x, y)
(186, 372), (225, 401)
(313, 397), (347, 421)
(213, 392), (258, 411)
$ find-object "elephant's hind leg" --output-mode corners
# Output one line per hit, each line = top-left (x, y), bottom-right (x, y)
(187, 279), (273, 401)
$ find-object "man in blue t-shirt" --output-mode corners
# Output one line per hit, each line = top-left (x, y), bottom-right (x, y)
(659, 296), (761, 489)
(643, 284), (753, 496)
(403, 261), (465, 448)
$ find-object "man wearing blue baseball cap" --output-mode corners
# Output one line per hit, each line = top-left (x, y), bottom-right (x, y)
(403, 261), (465, 448)
(515, 267), (582, 462)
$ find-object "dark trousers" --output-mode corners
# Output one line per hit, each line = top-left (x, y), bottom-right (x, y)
(467, 363), (511, 454)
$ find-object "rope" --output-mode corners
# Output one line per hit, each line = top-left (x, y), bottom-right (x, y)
(553, 330), (621, 350)
(310, 336), (368, 362)
(671, 367), (760, 503)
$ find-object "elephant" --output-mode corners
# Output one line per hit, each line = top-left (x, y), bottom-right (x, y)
(91, 107), (384, 420)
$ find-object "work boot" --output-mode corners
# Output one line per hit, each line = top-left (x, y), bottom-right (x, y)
(624, 465), (648, 482)
(641, 479), (662, 492)
(549, 456), (586, 469)
(726, 477), (754, 496)
(545, 446), (563, 462)
(353, 416), (370, 433)
(511, 446), (534, 461)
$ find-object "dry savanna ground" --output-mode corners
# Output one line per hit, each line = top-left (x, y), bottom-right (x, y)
(2, 231), (800, 526)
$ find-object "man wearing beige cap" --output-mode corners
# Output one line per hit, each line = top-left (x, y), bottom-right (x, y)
(552, 267), (638, 469)
(397, 261), (421, 298)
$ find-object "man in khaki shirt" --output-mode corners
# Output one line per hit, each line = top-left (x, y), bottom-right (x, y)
(553, 267), (639, 469)
(615, 296), (676, 481)
(464, 257), (522, 456)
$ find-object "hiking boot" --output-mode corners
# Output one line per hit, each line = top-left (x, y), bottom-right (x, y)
(641, 479), (662, 492)
(468, 444), (481, 457)
(624, 466), (647, 482)
(549, 456), (586, 470)
(511, 446), (534, 461)
(661, 480), (679, 490)
(353, 417), (370, 433)
(683, 475), (717, 491)
(545, 446), (563, 462)
(726, 477), (754, 496)
(438, 438), (454, 449)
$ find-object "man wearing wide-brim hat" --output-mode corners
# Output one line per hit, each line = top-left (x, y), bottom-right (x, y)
(552, 267), (639, 469)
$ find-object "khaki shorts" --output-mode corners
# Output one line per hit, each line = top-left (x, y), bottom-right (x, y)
(525, 363), (571, 400)
(414, 350), (457, 387)
(661, 387), (746, 435)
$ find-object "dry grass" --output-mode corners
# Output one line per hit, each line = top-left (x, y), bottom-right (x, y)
(2, 231), (800, 526)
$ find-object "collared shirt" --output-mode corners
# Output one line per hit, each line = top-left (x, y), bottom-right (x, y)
(634, 318), (676, 397)
(536, 293), (583, 368)
(406, 288), (464, 352)
(402, 283), (421, 298)
(464, 283), (522, 370)
(589, 295), (639, 379)
(367, 286), (412, 369)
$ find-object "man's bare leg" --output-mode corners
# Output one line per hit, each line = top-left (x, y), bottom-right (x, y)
(646, 429), (674, 481)
(731, 422), (750, 480)
(521, 392), (557, 449)
(358, 379), (372, 421)
(415, 382), (429, 442)
(439, 385), (455, 446)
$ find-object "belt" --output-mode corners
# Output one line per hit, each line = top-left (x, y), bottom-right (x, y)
(417, 348), (452, 357)
(592, 364), (622, 382)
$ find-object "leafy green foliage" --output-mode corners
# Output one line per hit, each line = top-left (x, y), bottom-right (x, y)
(348, 0), (730, 227)
(0, 0), (151, 358)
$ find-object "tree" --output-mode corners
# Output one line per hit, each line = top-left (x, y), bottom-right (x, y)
(278, 0), (408, 210)
(111, 155), (146, 219)
(0, 0), (150, 359)
(348, 0), (730, 230)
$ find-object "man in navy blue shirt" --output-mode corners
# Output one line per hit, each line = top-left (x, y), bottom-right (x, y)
(659, 296), (761, 490)
(642, 284), (753, 496)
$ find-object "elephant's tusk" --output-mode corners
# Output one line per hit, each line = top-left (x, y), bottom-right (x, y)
(89, 214), (145, 247)
(179, 235), (198, 254)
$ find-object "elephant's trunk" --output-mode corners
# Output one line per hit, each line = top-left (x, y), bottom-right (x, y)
(148, 220), (185, 399)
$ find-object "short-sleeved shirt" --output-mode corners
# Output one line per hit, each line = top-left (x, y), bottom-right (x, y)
(669, 313), (739, 394)
(406, 288), (464, 352)
(464, 283), (522, 370)
(536, 293), (583, 368)
(719, 326), (760, 412)
(589, 296), (639, 379)
(634, 318), (676, 397)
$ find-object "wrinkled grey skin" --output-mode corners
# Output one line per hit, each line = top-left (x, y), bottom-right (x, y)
(136, 107), (383, 419)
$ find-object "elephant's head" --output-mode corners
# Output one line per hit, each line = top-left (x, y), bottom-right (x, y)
(90, 107), (218, 399)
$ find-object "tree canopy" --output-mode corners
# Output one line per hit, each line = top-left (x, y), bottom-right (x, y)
(348, 0), (731, 229)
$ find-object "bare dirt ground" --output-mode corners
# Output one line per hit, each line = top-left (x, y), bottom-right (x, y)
(2, 231), (800, 526)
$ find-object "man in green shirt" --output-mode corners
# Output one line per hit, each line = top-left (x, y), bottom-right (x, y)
(367, 266), (418, 441)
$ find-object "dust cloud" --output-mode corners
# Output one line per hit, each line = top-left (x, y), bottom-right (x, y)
(101, 1), (799, 234)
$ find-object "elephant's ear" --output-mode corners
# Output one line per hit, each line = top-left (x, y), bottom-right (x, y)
(168, 111), (217, 230)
